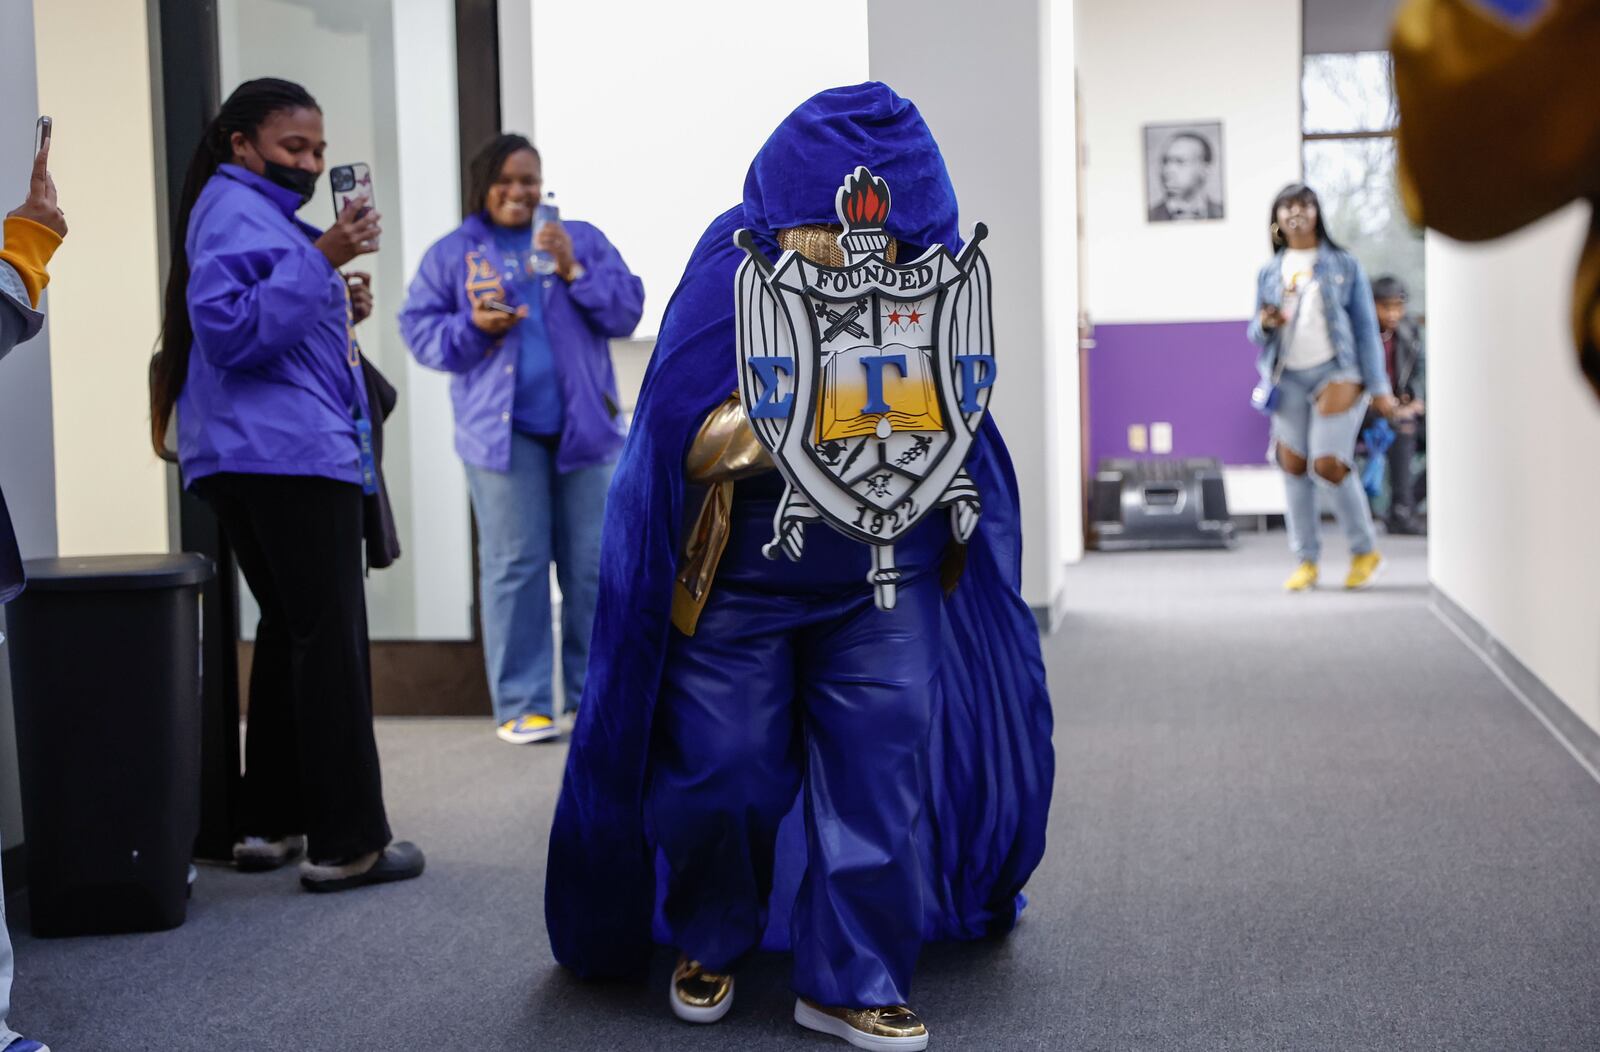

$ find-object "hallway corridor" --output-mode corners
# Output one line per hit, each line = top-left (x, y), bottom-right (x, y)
(11, 534), (1600, 1050)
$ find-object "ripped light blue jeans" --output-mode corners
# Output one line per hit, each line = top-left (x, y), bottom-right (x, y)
(1270, 359), (1377, 564)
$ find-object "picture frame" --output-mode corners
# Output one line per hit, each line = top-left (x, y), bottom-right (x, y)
(1143, 121), (1226, 223)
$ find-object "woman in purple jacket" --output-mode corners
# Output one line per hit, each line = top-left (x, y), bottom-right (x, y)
(149, 78), (423, 892)
(400, 135), (644, 745)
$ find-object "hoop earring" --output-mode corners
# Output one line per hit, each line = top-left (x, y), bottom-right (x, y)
(1270, 221), (1282, 241)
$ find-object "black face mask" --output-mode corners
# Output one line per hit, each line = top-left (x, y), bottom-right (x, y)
(261, 159), (318, 208)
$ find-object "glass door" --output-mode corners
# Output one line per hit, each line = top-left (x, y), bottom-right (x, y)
(216, 0), (475, 644)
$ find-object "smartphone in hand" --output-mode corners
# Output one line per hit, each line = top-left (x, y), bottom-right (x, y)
(330, 162), (374, 221)
(34, 116), (52, 157)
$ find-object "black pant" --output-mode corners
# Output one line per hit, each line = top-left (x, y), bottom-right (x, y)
(196, 473), (391, 862)
(1387, 419), (1422, 523)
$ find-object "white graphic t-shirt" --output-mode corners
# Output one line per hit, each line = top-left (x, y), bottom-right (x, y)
(1279, 248), (1336, 370)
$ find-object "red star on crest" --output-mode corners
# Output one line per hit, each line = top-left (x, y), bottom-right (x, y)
(887, 310), (903, 326)
(907, 309), (923, 325)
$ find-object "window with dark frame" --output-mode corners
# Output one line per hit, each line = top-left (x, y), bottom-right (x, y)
(1301, 50), (1426, 316)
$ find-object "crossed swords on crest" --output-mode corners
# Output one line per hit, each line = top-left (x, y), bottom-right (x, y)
(816, 299), (869, 343)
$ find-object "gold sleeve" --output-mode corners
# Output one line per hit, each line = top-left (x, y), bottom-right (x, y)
(1, 216), (63, 307)
(1392, 0), (1600, 239)
(1393, 0), (1600, 398)
(670, 394), (776, 636)
(684, 393), (774, 484)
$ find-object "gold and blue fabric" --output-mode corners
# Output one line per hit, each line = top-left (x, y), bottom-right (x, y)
(544, 83), (1055, 1004)
(1392, 0), (1600, 397)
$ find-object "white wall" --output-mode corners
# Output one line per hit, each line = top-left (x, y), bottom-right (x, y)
(1426, 207), (1600, 731)
(0, 0), (55, 853)
(870, 0), (1079, 612)
(522, 0), (869, 338)
(1042, 0), (1084, 569)
(1078, 0), (1301, 325)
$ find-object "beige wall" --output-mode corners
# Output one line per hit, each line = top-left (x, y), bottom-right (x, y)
(33, 0), (170, 556)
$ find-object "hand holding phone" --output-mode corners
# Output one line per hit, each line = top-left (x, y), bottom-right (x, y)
(315, 197), (382, 268)
(7, 116), (66, 238)
(471, 297), (527, 335)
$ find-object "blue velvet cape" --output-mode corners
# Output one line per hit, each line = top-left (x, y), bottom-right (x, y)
(545, 83), (1055, 978)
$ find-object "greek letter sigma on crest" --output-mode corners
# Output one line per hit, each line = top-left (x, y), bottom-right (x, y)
(734, 166), (997, 611)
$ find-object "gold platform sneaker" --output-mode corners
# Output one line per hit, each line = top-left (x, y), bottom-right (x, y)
(794, 997), (929, 1050)
(669, 956), (734, 1024)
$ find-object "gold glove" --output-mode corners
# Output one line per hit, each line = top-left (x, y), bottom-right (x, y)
(685, 394), (773, 484)
(673, 394), (773, 635)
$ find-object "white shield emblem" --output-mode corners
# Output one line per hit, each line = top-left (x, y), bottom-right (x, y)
(734, 166), (996, 610)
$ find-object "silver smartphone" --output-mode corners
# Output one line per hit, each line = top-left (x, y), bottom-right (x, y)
(34, 116), (51, 156)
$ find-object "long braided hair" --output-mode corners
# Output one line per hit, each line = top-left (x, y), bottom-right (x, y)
(150, 77), (320, 459)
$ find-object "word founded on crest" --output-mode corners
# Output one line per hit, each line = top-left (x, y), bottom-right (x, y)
(733, 166), (997, 611)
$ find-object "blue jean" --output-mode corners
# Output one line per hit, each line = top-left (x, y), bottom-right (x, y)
(1, 834), (19, 1049)
(1270, 360), (1377, 563)
(465, 432), (613, 723)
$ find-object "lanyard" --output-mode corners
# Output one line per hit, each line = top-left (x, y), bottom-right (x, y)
(340, 277), (378, 495)
(341, 278), (361, 369)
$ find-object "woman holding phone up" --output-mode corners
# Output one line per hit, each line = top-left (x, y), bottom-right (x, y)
(1248, 183), (1398, 592)
(400, 134), (643, 745)
(149, 77), (424, 891)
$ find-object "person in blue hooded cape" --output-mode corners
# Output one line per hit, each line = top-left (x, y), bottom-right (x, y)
(545, 83), (1053, 1049)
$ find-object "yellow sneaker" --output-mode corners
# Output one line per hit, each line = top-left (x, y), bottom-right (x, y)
(1345, 551), (1384, 590)
(496, 714), (559, 744)
(1283, 561), (1319, 592)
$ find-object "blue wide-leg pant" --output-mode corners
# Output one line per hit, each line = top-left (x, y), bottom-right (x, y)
(647, 502), (944, 1009)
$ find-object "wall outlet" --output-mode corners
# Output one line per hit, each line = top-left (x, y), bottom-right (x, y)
(1151, 422), (1173, 454)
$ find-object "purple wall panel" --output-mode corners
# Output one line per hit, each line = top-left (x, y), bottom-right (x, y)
(1086, 320), (1269, 468)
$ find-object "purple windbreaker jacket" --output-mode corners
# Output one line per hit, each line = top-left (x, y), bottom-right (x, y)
(399, 211), (643, 474)
(177, 164), (370, 487)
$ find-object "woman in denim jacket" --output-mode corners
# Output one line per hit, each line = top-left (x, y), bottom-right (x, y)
(1248, 184), (1399, 591)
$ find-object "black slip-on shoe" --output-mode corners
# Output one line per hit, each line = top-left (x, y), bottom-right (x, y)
(300, 840), (425, 893)
(234, 835), (307, 873)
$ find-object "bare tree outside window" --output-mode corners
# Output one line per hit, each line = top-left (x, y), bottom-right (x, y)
(1302, 52), (1424, 315)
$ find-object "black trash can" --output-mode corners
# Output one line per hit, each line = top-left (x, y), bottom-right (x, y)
(6, 553), (214, 936)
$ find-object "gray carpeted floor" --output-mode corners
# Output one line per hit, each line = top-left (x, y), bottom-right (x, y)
(9, 532), (1600, 1050)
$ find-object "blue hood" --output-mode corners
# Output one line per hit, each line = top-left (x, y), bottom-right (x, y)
(742, 82), (960, 250)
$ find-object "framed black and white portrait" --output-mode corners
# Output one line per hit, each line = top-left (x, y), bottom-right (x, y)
(1143, 122), (1225, 223)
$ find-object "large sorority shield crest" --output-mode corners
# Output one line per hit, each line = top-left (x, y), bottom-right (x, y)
(734, 166), (996, 610)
